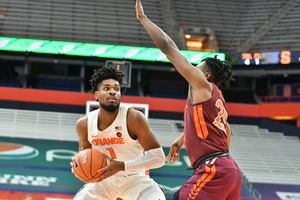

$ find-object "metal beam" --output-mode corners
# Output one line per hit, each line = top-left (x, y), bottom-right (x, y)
(239, 0), (300, 52)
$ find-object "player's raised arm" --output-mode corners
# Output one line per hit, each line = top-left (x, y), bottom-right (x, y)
(136, 0), (209, 90)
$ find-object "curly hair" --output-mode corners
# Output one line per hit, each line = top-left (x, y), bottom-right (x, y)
(90, 65), (125, 93)
(201, 55), (235, 87)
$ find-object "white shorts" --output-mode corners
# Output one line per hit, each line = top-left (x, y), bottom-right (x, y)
(73, 172), (165, 200)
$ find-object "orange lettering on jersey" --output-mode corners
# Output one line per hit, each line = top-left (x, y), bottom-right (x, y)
(107, 138), (114, 145)
(92, 139), (102, 146)
(113, 138), (119, 144)
(103, 138), (108, 145)
(119, 138), (125, 144)
(91, 137), (125, 146)
(99, 139), (104, 146)
(92, 140), (98, 146)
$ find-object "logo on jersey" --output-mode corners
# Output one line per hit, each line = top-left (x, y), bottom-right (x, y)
(0, 143), (39, 160)
(92, 137), (125, 146)
(116, 132), (122, 137)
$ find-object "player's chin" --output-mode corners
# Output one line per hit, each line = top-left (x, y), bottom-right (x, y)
(107, 102), (118, 108)
(101, 103), (119, 112)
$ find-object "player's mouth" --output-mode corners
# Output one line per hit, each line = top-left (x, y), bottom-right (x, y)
(107, 97), (117, 103)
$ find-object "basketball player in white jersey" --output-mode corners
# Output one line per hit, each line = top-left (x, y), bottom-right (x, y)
(72, 66), (166, 200)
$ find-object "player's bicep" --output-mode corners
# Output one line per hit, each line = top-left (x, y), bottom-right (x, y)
(76, 116), (91, 150)
(166, 48), (209, 89)
(127, 109), (161, 151)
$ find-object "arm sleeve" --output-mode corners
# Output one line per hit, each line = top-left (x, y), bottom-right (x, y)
(124, 147), (165, 171)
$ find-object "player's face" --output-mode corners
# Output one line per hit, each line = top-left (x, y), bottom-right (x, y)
(96, 79), (121, 112)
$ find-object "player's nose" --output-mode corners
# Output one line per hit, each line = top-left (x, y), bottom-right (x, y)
(109, 89), (116, 95)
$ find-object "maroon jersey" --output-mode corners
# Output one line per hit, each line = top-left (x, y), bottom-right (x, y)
(184, 83), (229, 168)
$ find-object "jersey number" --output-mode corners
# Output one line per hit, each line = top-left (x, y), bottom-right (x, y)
(106, 147), (116, 159)
(213, 99), (228, 132)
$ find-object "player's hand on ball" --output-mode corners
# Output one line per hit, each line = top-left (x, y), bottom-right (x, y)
(96, 154), (125, 182)
(72, 148), (107, 183)
(70, 157), (75, 174)
(70, 147), (84, 174)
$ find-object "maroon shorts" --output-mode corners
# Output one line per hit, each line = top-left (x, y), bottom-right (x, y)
(179, 156), (242, 200)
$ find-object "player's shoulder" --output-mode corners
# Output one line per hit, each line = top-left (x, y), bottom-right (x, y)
(126, 107), (149, 136)
(76, 115), (88, 129)
(76, 115), (88, 138)
(127, 107), (146, 123)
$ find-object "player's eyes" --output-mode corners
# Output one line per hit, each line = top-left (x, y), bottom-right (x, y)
(103, 87), (119, 91)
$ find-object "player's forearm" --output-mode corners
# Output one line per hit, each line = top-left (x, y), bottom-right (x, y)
(179, 133), (184, 141)
(124, 147), (165, 171)
(139, 16), (178, 55)
(78, 139), (91, 151)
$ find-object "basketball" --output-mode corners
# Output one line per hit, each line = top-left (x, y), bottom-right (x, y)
(73, 148), (107, 183)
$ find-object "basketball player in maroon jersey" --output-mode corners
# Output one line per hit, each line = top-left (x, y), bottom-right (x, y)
(136, 0), (242, 199)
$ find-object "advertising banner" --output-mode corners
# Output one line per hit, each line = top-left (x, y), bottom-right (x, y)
(2, 136), (290, 199)
(0, 136), (192, 199)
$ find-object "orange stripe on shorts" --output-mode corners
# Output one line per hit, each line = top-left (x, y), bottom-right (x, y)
(187, 164), (216, 200)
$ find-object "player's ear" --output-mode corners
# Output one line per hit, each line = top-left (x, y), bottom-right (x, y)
(206, 72), (217, 84)
(94, 91), (99, 101)
(205, 72), (212, 80)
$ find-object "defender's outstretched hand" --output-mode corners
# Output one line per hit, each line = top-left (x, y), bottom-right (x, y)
(166, 134), (184, 164)
(136, 0), (145, 20)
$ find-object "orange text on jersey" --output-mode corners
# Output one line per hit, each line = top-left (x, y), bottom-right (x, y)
(92, 137), (125, 146)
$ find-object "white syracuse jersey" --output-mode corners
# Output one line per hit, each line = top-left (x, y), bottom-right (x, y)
(87, 105), (146, 175)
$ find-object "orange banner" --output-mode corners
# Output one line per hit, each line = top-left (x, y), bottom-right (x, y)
(0, 87), (299, 117)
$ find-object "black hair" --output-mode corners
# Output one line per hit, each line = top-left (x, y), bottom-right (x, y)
(90, 65), (125, 93)
(201, 55), (235, 87)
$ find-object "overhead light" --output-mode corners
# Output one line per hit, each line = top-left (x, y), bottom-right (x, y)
(186, 41), (202, 48)
(185, 34), (191, 39)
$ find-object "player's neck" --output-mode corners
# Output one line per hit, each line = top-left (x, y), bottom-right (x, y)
(98, 108), (119, 130)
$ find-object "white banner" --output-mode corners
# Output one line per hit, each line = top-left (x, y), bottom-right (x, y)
(276, 191), (300, 200)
